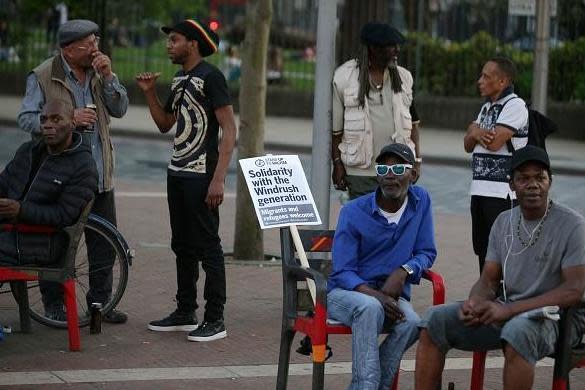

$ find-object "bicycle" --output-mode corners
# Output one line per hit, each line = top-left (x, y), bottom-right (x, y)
(1, 213), (133, 329)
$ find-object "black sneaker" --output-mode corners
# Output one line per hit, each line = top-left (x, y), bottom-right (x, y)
(187, 319), (227, 342)
(148, 310), (198, 332)
(103, 309), (128, 324)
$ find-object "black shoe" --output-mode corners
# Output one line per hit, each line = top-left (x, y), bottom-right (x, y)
(148, 310), (198, 332)
(187, 319), (226, 342)
(45, 306), (66, 322)
(103, 309), (128, 324)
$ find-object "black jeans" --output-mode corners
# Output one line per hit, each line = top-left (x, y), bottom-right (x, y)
(470, 195), (516, 272)
(41, 190), (117, 310)
(167, 175), (226, 322)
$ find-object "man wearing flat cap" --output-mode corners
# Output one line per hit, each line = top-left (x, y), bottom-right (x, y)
(416, 145), (585, 389)
(332, 22), (422, 201)
(328, 143), (436, 388)
(17, 19), (129, 324)
(136, 19), (236, 342)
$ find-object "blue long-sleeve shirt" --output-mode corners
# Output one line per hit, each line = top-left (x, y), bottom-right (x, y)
(328, 186), (437, 300)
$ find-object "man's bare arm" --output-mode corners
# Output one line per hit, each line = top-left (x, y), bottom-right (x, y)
(206, 105), (237, 208)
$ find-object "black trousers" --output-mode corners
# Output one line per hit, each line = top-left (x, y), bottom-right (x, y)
(470, 195), (516, 273)
(41, 190), (117, 310)
(167, 175), (226, 322)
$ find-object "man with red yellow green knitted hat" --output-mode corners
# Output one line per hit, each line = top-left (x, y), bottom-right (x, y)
(136, 19), (237, 342)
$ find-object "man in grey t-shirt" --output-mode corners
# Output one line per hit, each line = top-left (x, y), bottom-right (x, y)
(414, 146), (585, 390)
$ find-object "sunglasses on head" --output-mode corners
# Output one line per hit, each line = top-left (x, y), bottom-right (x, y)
(375, 164), (412, 176)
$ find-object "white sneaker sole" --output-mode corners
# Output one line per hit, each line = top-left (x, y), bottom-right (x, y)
(187, 330), (227, 342)
(148, 324), (199, 332)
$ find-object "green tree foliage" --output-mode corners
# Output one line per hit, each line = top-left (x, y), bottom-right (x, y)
(402, 31), (585, 102)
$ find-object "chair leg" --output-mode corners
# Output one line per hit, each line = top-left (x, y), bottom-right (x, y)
(63, 279), (80, 351)
(470, 351), (487, 390)
(12, 281), (31, 333)
(276, 328), (296, 390)
(312, 362), (325, 390)
(552, 377), (569, 390)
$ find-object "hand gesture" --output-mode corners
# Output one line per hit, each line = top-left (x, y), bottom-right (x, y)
(0, 198), (20, 220)
(332, 162), (347, 191)
(73, 107), (98, 129)
(135, 72), (162, 92)
(459, 298), (481, 327)
(474, 300), (511, 325)
(479, 128), (496, 147)
(381, 267), (408, 299)
(205, 177), (225, 209)
(91, 51), (113, 80)
(376, 295), (404, 323)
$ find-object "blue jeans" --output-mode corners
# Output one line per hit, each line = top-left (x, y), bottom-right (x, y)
(327, 288), (420, 390)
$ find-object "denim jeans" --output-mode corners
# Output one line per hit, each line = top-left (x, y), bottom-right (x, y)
(327, 288), (420, 390)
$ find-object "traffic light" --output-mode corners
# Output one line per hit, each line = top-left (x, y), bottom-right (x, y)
(209, 19), (220, 32)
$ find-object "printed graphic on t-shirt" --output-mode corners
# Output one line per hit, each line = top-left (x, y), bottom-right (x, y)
(472, 153), (510, 182)
(169, 75), (209, 174)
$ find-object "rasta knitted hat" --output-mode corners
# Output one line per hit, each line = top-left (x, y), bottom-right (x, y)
(161, 19), (219, 57)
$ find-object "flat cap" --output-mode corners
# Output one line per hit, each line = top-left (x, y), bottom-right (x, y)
(59, 19), (99, 48)
(510, 145), (551, 174)
(161, 19), (219, 57)
(375, 143), (415, 165)
(360, 22), (405, 46)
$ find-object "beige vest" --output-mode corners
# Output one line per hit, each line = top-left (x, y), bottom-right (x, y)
(334, 59), (415, 169)
(33, 55), (115, 191)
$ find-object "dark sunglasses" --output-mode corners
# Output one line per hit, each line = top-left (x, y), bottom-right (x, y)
(375, 164), (412, 176)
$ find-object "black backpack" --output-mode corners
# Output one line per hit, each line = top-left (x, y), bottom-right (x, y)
(499, 97), (558, 151)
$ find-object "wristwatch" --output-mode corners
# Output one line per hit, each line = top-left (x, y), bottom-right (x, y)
(401, 264), (414, 276)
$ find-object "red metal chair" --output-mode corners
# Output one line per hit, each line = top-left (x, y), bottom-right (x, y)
(0, 200), (93, 351)
(276, 227), (446, 390)
(470, 303), (585, 390)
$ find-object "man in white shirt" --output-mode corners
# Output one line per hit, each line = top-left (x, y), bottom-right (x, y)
(463, 57), (528, 272)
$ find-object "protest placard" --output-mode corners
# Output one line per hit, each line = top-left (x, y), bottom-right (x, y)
(239, 155), (321, 229)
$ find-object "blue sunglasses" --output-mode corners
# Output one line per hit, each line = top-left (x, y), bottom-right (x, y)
(375, 164), (412, 176)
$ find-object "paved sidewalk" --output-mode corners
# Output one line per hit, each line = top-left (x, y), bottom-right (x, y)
(2, 94), (585, 175)
(1, 92), (585, 388)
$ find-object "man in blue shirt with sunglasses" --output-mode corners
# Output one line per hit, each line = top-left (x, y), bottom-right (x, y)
(328, 143), (437, 390)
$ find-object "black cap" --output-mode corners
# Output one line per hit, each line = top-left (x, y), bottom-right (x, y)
(375, 143), (415, 165)
(58, 19), (99, 48)
(360, 22), (405, 47)
(161, 19), (219, 57)
(510, 145), (551, 173)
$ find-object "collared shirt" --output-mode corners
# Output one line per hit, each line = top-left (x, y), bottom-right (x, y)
(18, 54), (128, 192)
(328, 186), (437, 300)
(470, 86), (528, 199)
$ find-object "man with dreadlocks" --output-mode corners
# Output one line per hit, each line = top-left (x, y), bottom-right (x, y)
(331, 22), (421, 200)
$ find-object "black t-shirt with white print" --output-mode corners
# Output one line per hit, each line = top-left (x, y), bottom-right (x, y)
(164, 61), (231, 178)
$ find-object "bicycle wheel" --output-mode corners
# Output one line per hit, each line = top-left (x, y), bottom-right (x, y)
(15, 215), (131, 328)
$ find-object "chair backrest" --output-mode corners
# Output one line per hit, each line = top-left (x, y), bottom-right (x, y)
(280, 227), (335, 311)
(7, 199), (94, 281)
(59, 199), (94, 274)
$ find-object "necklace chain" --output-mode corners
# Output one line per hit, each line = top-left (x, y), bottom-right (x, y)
(516, 200), (552, 247)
